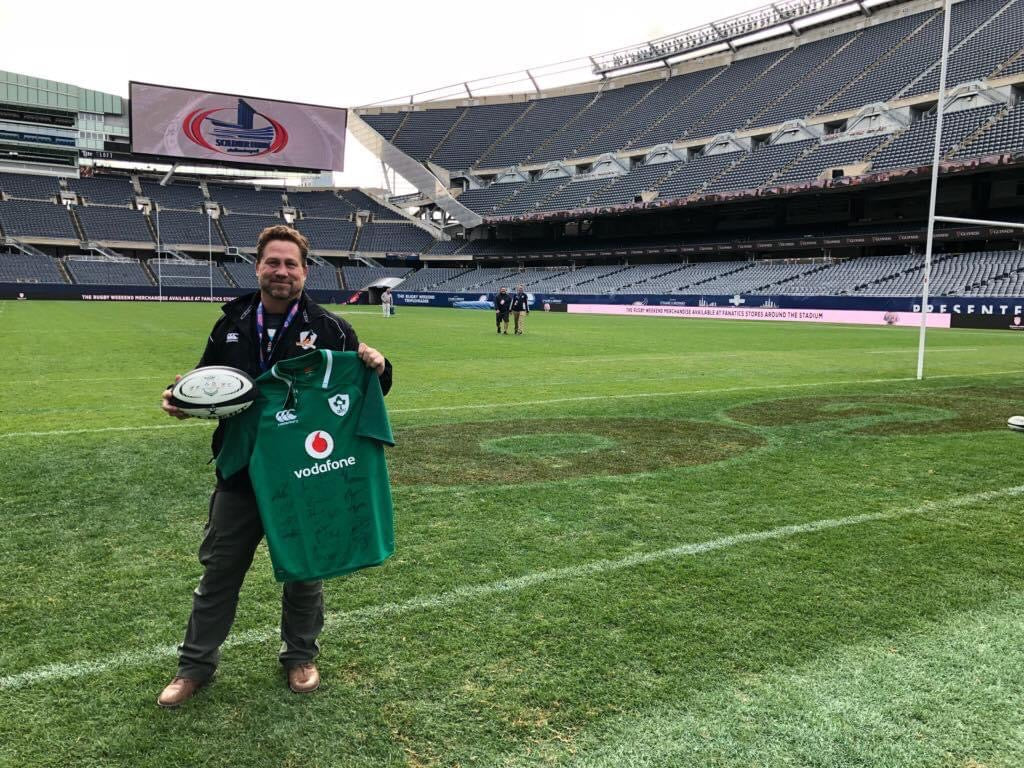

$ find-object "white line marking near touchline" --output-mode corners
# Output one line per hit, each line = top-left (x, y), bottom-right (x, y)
(3, 369), (1024, 438)
(2, 485), (1020, 691)
(388, 369), (1024, 414)
(0, 422), (210, 439)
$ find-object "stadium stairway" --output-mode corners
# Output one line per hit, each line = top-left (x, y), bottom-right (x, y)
(816, 9), (941, 117)
(686, 49), (795, 140)
(624, 69), (729, 152)
(951, 102), (1018, 158)
(68, 206), (86, 243)
(474, 102), (537, 168)
(569, 78), (673, 160)
(522, 90), (604, 165)
(427, 109), (471, 162)
(898, 0), (1022, 98)
(745, 32), (862, 130)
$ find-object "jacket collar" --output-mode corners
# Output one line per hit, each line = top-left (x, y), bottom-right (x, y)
(221, 291), (321, 341)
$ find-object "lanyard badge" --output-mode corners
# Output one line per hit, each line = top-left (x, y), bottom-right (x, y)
(256, 300), (300, 372)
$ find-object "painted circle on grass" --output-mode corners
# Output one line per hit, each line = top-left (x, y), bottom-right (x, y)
(480, 432), (617, 457)
(388, 418), (760, 486)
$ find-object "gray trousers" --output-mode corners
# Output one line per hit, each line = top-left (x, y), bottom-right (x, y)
(177, 487), (324, 681)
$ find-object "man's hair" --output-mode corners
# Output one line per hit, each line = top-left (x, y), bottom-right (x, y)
(256, 225), (309, 265)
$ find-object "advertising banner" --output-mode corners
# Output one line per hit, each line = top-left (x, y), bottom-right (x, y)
(567, 303), (952, 327)
(130, 82), (347, 171)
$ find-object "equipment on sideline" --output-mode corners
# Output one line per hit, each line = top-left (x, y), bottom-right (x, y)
(168, 366), (257, 419)
(1008, 416), (1024, 432)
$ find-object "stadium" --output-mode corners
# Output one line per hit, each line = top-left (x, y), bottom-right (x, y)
(3, 0), (1024, 765)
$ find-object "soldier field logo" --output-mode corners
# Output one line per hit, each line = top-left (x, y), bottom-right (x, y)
(182, 98), (289, 158)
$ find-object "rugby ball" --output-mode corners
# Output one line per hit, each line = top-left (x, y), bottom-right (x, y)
(168, 366), (256, 420)
(1008, 415), (1024, 432)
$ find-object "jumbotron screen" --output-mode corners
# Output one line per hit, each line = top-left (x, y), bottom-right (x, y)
(129, 82), (347, 171)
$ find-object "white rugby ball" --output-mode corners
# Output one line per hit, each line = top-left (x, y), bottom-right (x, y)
(169, 366), (256, 420)
(1008, 415), (1024, 432)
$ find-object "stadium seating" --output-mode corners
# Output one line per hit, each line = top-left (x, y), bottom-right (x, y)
(66, 259), (152, 286)
(340, 266), (412, 289)
(0, 172), (60, 201)
(218, 214), (284, 248)
(456, 182), (527, 215)
(477, 92), (596, 169)
(363, 1), (1019, 177)
(148, 260), (233, 288)
(390, 107), (466, 162)
(338, 189), (394, 219)
(304, 265), (342, 290)
(774, 135), (887, 184)
(578, 68), (724, 158)
(295, 219), (357, 252)
(704, 140), (817, 194)
(392, 267), (471, 291)
(431, 102), (531, 171)
(222, 261), (258, 289)
(423, 239), (466, 255)
(870, 104), (1003, 170)
(75, 206), (153, 243)
(952, 103), (1024, 157)
(67, 175), (134, 206)
(903, 0), (1024, 98)
(140, 180), (206, 211)
(356, 222), (435, 253)
(0, 201), (78, 240)
(289, 190), (354, 218)
(0, 252), (67, 283)
(208, 184), (285, 214)
(152, 210), (219, 246)
(529, 80), (661, 165)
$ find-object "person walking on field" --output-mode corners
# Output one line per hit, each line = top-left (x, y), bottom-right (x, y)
(511, 283), (529, 335)
(157, 225), (393, 709)
(381, 287), (393, 318)
(494, 287), (512, 335)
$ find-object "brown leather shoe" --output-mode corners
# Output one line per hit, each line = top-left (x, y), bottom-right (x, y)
(157, 676), (207, 709)
(287, 663), (320, 693)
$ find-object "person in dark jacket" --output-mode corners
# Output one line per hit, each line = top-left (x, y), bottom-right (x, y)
(494, 287), (512, 334)
(511, 283), (530, 335)
(157, 225), (392, 708)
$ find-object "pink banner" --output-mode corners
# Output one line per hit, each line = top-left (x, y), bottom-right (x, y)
(567, 303), (952, 328)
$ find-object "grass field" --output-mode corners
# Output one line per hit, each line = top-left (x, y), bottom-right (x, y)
(3, 300), (1024, 768)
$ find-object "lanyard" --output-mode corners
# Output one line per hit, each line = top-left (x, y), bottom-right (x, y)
(256, 300), (300, 372)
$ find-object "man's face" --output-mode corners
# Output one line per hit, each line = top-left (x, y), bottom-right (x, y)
(256, 240), (307, 303)
(517, 285), (524, 293)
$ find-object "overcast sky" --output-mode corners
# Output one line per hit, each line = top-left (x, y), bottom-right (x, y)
(0, 0), (764, 188)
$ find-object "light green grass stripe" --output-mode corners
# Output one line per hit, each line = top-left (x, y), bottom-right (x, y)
(5, 368), (1022, 439)
(2, 484), (1020, 692)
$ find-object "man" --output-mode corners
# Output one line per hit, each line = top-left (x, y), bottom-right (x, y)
(494, 286), (512, 335)
(511, 283), (530, 335)
(381, 287), (393, 318)
(158, 225), (392, 708)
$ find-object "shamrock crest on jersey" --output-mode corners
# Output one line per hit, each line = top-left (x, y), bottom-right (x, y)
(329, 393), (350, 417)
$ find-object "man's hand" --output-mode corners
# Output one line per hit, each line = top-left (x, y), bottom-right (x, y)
(161, 375), (190, 420)
(358, 342), (386, 375)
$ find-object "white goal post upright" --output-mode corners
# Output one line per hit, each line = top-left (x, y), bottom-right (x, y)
(916, 0), (953, 381)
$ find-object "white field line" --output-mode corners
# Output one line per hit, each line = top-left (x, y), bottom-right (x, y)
(1, 484), (1021, 692)
(3, 368), (1024, 439)
(868, 348), (979, 354)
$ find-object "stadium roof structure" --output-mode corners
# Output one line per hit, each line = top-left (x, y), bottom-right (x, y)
(589, 0), (907, 75)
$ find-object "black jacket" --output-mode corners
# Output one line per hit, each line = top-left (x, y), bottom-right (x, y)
(494, 294), (512, 314)
(196, 291), (393, 489)
(511, 292), (529, 312)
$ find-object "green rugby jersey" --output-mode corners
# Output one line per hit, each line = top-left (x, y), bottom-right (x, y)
(217, 350), (395, 582)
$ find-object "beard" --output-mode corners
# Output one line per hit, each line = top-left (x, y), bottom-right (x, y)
(259, 274), (302, 301)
